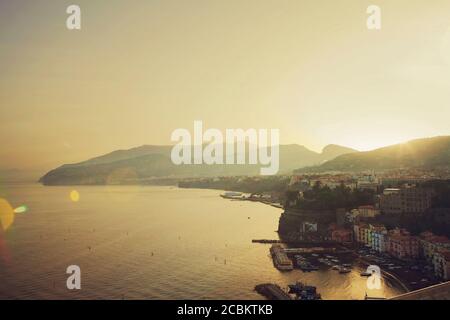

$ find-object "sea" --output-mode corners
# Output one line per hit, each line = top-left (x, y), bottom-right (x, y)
(0, 183), (404, 299)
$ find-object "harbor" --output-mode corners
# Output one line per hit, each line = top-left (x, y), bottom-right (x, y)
(216, 193), (437, 299)
(262, 243), (412, 299)
(269, 244), (356, 273)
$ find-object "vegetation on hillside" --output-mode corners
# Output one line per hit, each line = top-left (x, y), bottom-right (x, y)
(287, 182), (376, 211)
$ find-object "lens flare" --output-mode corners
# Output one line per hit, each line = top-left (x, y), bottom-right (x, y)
(70, 190), (80, 202)
(14, 205), (28, 214)
(0, 198), (15, 231)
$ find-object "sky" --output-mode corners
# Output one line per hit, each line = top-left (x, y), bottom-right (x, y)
(1, 0), (450, 172)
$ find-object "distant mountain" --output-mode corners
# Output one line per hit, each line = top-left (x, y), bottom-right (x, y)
(39, 143), (356, 185)
(321, 144), (358, 162)
(296, 136), (450, 173)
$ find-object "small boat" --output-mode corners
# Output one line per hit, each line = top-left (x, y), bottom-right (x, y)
(311, 254), (319, 257)
(288, 282), (321, 300)
(339, 268), (351, 274)
(342, 263), (352, 268)
(360, 271), (372, 277)
(332, 265), (340, 270)
(331, 259), (340, 263)
(220, 192), (243, 199)
(298, 262), (319, 272)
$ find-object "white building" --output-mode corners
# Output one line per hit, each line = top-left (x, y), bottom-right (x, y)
(433, 250), (450, 281)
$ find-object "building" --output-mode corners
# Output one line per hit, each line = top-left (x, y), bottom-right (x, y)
(357, 173), (381, 191)
(358, 205), (380, 218)
(419, 232), (450, 263)
(370, 225), (388, 253)
(353, 223), (369, 244)
(289, 176), (310, 189)
(353, 223), (362, 243)
(361, 224), (371, 246)
(331, 228), (353, 243)
(380, 184), (434, 215)
(433, 249), (450, 281)
(380, 188), (402, 214)
(386, 229), (419, 260)
(353, 223), (372, 246)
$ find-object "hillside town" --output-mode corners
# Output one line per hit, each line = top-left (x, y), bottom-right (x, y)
(288, 172), (450, 280)
(185, 170), (450, 286)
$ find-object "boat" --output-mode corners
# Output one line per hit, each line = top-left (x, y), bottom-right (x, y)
(339, 267), (351, 274)
(332, 265), (340, 270)
(342, 263), (352, 268)
(360, 271), (372, 277)
(297, 262), (319, 272)
(220, 192), (243, 199)
(288, 282), (321, 300)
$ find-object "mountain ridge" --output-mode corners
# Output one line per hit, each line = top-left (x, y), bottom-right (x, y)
(39, 143), (357, 185)
(295, 136), (450, 173)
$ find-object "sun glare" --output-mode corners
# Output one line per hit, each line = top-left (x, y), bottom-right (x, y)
(0, 198), (15, 231)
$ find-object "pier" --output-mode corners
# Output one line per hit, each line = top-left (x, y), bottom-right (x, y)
(270, 244), (293, 271)
(252, 239), (283, 244)
(255, 284), (293, 300)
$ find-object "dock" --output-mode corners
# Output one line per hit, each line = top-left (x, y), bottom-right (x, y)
(270, 244), (293, 271)
(284, 247), (353, 254)
(255, 284), (293, 300)
(252, 239), (283, 244)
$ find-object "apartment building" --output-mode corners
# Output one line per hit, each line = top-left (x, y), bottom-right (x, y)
(386, 229), (419, 260)
(379, 184), (433, 214)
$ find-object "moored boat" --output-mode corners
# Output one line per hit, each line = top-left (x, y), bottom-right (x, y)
(288, 282), (321, 300)
(339, 267), (351, 274)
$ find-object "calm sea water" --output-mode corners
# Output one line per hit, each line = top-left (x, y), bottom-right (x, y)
(0, 183), (403, 299)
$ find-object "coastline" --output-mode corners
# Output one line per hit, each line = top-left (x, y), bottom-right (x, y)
(218, 196), (407, 299)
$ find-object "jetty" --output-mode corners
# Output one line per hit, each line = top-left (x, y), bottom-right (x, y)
(252, 239), (283, 244)
(270, 244), (293, 271)
(255, 284), (293, 300)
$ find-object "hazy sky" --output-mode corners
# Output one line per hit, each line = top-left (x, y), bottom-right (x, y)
(1, 0), (450, 171)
